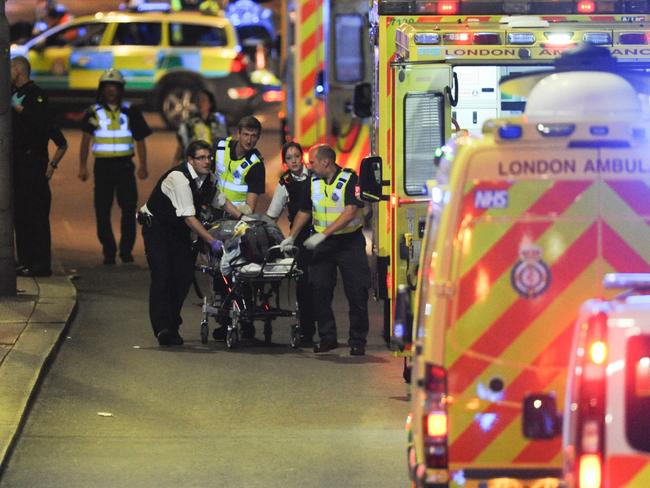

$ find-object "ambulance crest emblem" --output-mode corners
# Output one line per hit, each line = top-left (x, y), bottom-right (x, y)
(510, 243), (551, 299)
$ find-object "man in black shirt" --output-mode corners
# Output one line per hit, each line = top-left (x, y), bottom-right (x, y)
(78, 69), (152, 265)
(11, 56), (68, 277)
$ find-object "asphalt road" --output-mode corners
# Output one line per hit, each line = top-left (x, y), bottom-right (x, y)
(0, 110), (409, 487)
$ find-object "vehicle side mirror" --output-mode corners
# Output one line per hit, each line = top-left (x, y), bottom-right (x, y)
(392, 284), (413, 350)
(522, 393), (561, 439)
(358, 155), (387, 202)
(314, 70), (326, 100)
(353, 82), (372, 118)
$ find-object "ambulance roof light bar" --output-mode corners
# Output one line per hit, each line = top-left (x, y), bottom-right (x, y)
(604, 273), (650, 290)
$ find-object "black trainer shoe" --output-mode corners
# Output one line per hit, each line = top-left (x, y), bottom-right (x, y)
(103, 256), (116, 265)
(313, 341), (339, 353)
(350, 344), (366, 356)
(157, 329), (174, 346)
(120, 254), (134, 263)
(212, 326), (227, 341)
(171, 331), (184, 346)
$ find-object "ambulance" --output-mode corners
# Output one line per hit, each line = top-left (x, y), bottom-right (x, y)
(278, 0), (372, 168)
(524, 273), (650, 488)
(400, 49), (650, 488)
(355, 0), (650, 348)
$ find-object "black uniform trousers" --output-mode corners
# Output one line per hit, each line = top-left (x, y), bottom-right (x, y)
(93, 157), (138, 260)
(142, 222), (194, 337)
(295, 228), (315, 338)
(308, 229), (370, 347)
(14, 162), (52, 273)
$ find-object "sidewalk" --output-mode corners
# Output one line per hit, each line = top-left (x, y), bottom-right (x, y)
(0, 272), (77, 472)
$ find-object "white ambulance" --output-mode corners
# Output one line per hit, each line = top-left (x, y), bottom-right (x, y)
(529, 273), (650, 488)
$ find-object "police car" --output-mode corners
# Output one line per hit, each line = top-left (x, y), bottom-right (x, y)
(10, 10), (261, 128)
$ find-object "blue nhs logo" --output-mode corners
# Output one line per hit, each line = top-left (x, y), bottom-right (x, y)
(474, 190), (509, 209)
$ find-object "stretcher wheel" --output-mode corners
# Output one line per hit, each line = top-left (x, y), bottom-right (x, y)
(226, 328), (239, 349)
(200, 320), (209, 344)
(289, 325), (300, 349)
(263, 319), (272, 345)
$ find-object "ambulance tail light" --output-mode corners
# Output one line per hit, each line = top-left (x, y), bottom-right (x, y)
(583, 32), (612, 45)
(437, 1), (459, 14)
(227, 86), (256, 100)
(443, 32), (472, 45)
(578, 453), (602, 488)
(473, 33), (501, 45)
(576, 0), (595, 13)
(507, 32), (536, 45)
(619, 32), (648, 45)
(422, 363), (449, 469)
(574, 312), (607, 487)
(231, 52), (248, 73)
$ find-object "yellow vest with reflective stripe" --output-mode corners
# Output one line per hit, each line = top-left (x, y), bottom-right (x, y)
(215, 137), (261, 206)
(311, 169), (363, 235)
(91, 103), (134, 158)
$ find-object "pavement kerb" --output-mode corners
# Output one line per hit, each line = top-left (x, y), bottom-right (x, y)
(0, 274), (78, 474)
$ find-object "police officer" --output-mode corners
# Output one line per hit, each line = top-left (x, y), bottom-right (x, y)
(281, 144), (370, 355)
(140, 140), (243, 346)
(11, 56), (68, 277)
(214, 115), (265, 214)
(172, 88), (227, 166)
(78, 69), (152, 265)
(266, 141), (315, 346)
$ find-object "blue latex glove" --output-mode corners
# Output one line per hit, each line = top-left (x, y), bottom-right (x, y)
(11, 93), (25, 109)
(210, 240), (223, 253)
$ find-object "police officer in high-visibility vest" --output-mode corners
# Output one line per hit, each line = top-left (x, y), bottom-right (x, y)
(281, 144), (370, 356)
(172, 88), (227, 166)
(214, 115), (265, 215)
(78, 69), (152, 265)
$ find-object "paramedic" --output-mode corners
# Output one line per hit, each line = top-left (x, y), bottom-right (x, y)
(171, 88), (228, 166)
(265, 141), (315, 347)
(214, 115), (265, 215)
(11, 55), (68, 278)
(281, 144), (370, 356)
(78, 69), (151, 265)
(139, 140), (243, 346)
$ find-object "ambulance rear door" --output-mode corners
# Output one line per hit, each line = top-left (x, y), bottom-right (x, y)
(325, 0), (373, 170)
(391, 62), (452, 324)
(444, 141), (603, 478)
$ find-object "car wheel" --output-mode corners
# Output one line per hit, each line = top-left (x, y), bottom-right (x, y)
(159, 81), (200, 130)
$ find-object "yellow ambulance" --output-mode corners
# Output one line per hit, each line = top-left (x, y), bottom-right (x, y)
(279, 0), (372, 169)
(355, 0), (650, 352)
(402, 50), (650, 487)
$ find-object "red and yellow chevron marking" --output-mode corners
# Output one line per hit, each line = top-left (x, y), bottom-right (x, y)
(295, 0), (325, 147)
(608, 455), (650, 487)
(442, 178), (650, 470)
(331, 122), (370, 173)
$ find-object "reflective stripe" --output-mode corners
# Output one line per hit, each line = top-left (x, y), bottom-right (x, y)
(311, 170), (362, 235)
(91, 104), (134, 157)
(215, 136), (261, 205)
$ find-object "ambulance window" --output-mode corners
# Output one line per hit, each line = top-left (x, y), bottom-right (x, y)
(169, 23), (228, 47)
(112, 22), (161, 47)
(404, 92), (444, 196)
(625, 335), (650, 452)
(333, 14), (364, 83)
(45, 22), (106, 48)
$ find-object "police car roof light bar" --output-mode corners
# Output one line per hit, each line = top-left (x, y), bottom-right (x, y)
(603, 273), (650, 290)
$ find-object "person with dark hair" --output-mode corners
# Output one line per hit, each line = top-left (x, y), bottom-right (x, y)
(281, 144), (370, 356)
(78, 69), (151, 265)
(139, 139), (244, 346)
(266, 141), (315, 346)
(172, 88), (228, 166)
(11, 55), (68, 277)
(214, 115), (264, 215)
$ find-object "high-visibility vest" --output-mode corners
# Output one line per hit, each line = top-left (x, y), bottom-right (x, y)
(91, 103), (134, 158)
(311, 169), (363, 235)
(215, 137), (262, 206)
(179, 113), (228, 151)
